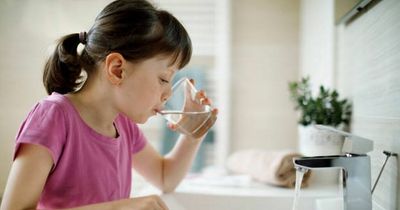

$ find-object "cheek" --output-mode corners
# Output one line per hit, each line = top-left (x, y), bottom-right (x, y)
(141, 88), (161, 106)
(114, 83), (140, 112)
(118, 85), (157, 112)
(115, 76), (163, 116)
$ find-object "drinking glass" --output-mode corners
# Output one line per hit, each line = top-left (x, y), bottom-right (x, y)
(158, 77), (216, 138)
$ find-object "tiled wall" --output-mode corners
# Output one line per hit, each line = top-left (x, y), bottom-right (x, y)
(336, 0), (400, 209)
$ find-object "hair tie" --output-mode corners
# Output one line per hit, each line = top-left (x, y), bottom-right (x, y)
(79, 31), (87, 45)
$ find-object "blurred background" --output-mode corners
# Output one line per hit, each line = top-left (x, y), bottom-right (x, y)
(0, 0), (399, 209)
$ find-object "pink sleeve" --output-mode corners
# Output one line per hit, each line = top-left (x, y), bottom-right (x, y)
(14, 101), (67, 168)
(131, 123), (147, 154)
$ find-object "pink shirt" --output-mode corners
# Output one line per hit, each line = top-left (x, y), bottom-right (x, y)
(14, 92), (147, 209)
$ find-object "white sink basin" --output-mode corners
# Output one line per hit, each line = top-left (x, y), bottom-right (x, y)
(162, 192), (316, 210)
(159, 176), (343, 210)
(133, 175), (343, 210)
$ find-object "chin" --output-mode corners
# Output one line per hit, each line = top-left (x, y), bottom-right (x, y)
(130, 117), (147, 124)
(137, 118), (148, 124)
(136, 115), (153, 124)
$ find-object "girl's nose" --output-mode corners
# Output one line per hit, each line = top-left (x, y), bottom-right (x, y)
(162, 87), (173, 102)
(162, 95), (168, 103)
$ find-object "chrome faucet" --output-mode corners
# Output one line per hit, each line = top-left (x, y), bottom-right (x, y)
(293, 125), (374, 210)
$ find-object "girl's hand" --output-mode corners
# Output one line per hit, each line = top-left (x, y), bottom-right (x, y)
(182, 79), (209, 113)
(168, 79), (218, 139)
(117, 195), (169, 210)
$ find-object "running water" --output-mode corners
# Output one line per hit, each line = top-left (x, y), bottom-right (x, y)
(292, 167), (308, 210)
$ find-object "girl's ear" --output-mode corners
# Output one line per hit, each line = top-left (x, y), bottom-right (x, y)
(104, 53), (126, 85)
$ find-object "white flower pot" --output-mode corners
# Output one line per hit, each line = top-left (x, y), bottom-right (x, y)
(298, 125), (344, 156)
(298, 125), (345, 186)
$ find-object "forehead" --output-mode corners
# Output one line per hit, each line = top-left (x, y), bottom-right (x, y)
(127, 55), (177, 77)
(154, 54), (181, 72)
(157, 53), (182, 68)
(124, 54), (180, 76)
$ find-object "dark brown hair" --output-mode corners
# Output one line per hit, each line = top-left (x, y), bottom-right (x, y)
(43, 0), (192, 95)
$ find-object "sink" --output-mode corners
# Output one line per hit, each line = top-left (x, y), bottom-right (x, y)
(133, 174), (343, 210)
(159, 176), (343, 210)
(162, 192), (316, 210)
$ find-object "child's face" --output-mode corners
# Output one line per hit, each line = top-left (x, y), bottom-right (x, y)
(115, 55), (178, 123)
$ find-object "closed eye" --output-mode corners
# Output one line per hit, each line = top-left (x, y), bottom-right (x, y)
(159, 77), (170, 84)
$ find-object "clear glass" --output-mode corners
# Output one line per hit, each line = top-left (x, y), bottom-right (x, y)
(159, 77), (215, 138)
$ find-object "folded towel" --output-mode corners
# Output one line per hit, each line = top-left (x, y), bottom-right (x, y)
(226, 149), (311, 188)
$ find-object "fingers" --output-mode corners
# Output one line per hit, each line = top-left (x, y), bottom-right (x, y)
(195, 90), (213, 106)
(167, 122), (177, 131)
(187, 78), (213, 106)
(195, 90), (206, 103)
(196, 90), (206, 98)
(141, 195), (168, 210)
(152, 195), (169, 210)
(128, 195), (169, 210)
(189, 78), (195, 85)
(202, 97), (212, 105)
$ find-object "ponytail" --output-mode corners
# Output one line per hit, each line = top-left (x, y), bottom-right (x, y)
(43, 33), (83, 95)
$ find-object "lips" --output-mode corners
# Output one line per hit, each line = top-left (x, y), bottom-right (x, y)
(153, 107), (162, 115)
(154, 105), (165, 113)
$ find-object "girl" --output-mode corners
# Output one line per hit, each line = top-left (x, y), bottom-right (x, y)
(0, 0), (217, 209)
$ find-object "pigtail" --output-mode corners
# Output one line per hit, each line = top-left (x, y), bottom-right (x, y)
(43, 33), (83, 95)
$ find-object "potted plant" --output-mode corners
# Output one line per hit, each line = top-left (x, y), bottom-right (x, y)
(288, 76), (352, 156)
(288, 76), (352, 185)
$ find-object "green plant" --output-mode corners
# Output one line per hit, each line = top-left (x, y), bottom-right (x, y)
(288, 76), (352, 127)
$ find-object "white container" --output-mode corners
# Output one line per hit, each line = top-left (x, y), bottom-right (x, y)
(298, 125), (344, 156)
(298, 125), (344, 185)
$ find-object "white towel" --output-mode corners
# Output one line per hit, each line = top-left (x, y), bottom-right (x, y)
(226, 149), (311, 188)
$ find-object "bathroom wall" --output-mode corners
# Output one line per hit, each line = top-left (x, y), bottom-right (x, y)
(301, 0), (400, 209)
(230, 0), (299, 152)
(299, 0), (335, 90)
(336, 0), (400, 209)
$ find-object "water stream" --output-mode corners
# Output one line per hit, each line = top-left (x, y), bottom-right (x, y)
(291, 168), (307, 210)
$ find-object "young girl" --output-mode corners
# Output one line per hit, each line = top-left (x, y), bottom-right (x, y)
(0, 0), (217, 209)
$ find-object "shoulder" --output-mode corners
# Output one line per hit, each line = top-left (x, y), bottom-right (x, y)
(14, 93), (76, 167)
(19, 92), (74, 134)
(39, 92), (72, 112)
(28, 92), (70, 114)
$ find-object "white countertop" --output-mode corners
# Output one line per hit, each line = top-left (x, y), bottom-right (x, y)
(174, 174), (343, 198)
(132, 173), (344, 210)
